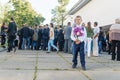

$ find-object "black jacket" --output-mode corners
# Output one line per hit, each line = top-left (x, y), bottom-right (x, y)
(8, 22), (17, 36)
(38, 29), (42, 39)
(58, 29), (64, 41)
(21, 27), (31, 38)
(42, 28), (49, 39)
(1, 26), (7, 36)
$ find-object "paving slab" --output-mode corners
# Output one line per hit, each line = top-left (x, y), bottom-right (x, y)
(0, 70), (34, 80)
(0, 50), (120, 80)
(36, 71), (88, 80)
(85, 71), (120, 80)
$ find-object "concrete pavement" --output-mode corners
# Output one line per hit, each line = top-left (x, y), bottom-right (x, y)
(0, 50), (120, 80)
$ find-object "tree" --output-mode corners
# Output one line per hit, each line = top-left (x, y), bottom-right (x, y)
(3, 0), (45, 27)
(0, 1), (4, 24)
(33, 14), (45, 25)
(58, 0), (69, 6)
(51, 0), (69, 26)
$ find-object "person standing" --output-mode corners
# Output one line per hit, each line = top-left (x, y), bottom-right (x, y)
(98, 27), (104, 54)
(109, 18), (120, 61)
(64, 22), (72, 53)
(46, 23), (59, 53)
(106, 31), (111, 55)
(21, 24), (31, 50)
(86, 22), (94, 57)
(54, 27), (59, 48)
(29, 27), (34, 50)
(37, 26), (43, 50)
(7, 18), (17, 52)
(1, 22), (7, 48)
(42, 25), (49, 51)
(32, 24), (39, 50)
(93, 22), (100, 56)
(71, 16), (87, 70)
(58, 25), (64, 51)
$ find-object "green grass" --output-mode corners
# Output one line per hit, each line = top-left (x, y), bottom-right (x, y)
(16, 68), (21, 70)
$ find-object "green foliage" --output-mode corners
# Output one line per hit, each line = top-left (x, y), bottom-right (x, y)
(2, 0), (45, 27)
(0, 1), (4, 24)
(51, 0), (69, 26)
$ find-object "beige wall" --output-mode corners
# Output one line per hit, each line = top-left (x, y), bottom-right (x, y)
(66, 0), (120, 26)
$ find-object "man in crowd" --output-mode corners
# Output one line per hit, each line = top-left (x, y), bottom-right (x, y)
(37, 26), (43, 50)
(7, 18), (17, 52)
(109, 18), (120, 61)
(32, 24), (39, 50)
(58, 25), (64, 51)
(42, 25), (49, 50)
(21, 24), (31, 50)
(64, 22), (72, 54)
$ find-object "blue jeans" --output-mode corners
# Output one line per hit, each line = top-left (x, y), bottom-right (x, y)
(98, 41), (102, 54)
(32, 41), (37, 50)
(48, 39), (58, 52)
(71, 42), (74, 55)
(22, 37), (30, 49)
(72, 42), (85, 67)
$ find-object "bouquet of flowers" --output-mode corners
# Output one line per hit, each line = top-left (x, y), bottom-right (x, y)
(73, 26), (84, 39)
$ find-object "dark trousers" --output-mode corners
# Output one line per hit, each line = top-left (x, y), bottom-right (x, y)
(43, 39), (48, 50)
(72, 42), (85, 67)
(8, 35), (15, 51)
(54, 38), (58, 47)
(1, 35), (6, 45)
(37, 38), (41, 50)
(58, 40), (64, 51)
(18, 37), (23, 49)
(108, 42), (111, 54)
(111, 40), (120, 60)
(14, 40), (18, 47)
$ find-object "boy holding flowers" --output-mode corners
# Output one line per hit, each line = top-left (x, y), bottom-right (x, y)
(71, 16), (87, 70)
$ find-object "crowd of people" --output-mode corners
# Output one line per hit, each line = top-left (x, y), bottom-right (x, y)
(1, 18), (65, 53)
(0, 16), (120, 70)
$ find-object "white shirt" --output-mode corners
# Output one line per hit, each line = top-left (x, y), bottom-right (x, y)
(93, 26), (100, 37)
(50, 28), (54, 40)
(71, 24), (87, 42)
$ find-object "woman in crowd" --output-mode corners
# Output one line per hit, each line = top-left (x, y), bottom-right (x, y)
(86, 22), (94, 57)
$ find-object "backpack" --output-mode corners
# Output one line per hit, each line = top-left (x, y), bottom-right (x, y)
(32, 29), (38, 41)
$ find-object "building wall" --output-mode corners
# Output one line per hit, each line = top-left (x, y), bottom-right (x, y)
(67, 0), (120, 26)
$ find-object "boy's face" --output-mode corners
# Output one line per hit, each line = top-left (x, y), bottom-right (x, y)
(75, 17), (82, 25)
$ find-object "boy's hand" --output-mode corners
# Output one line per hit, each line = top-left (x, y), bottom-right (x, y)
(75, 39), (80, 44)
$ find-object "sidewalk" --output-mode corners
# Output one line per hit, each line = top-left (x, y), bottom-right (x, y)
(0, 50), (119, 80)
(0, 47), (7, 52)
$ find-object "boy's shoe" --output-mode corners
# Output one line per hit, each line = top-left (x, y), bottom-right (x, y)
(82, 66), (86, 71)
(72, 64), (77, 68)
